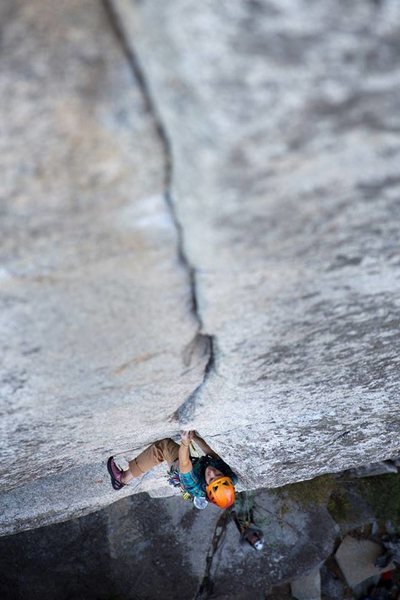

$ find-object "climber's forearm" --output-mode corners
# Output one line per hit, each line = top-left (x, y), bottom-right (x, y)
(179, 440), (192, 473)
(193, 433), (218, 458)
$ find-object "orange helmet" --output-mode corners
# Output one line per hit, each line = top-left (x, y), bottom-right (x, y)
(206, 476), (235, 509)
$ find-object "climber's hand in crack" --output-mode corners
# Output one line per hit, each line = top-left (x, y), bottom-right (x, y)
(191, 431), (219, 458)
(180, 431), (218, 458)
(180, 430), (194, 445)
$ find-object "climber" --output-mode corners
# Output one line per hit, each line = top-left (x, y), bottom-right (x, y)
(107, 430), (237, 510)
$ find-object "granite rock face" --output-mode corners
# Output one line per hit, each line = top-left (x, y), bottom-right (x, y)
(115, 0), (400, 485)
(1, 0), (400, 535)
(0, 0), (207, 532)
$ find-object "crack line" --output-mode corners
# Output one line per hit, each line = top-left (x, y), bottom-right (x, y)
(103, 0), (215, 425)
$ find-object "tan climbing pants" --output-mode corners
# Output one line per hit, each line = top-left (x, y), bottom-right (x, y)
(129, 438), (180, 478)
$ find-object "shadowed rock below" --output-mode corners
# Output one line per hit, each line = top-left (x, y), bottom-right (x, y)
(0, 487), (338, 600)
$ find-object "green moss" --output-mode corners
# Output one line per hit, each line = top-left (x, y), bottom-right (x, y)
(279, 501), (290, 517)
(357, 473), (400, 525)
(276, 474), (336, 508)
(271, 472), (400, 526)
(327, 488), (351, 522)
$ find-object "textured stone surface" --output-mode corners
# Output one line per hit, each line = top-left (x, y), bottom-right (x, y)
(291, 568), (321, 600)
(347, 461), (398, 478)
(335, 536), (393, 588)
(320, 565), (346, 600)
(2, 0), (400, 536)
(202, 489), (337, 598)
(0, 487), (338, 600)
(0, 0), (207, 532)
(115, 0), (400, 486)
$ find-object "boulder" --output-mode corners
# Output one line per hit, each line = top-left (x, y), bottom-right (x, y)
(335, 535), (393, 588)
(320, 565), (346, 600)
(291, 567), (321, 600)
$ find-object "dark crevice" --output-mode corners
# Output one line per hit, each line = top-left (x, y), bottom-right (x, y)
(101, 0), (172, 188)
(103, 0), (215, 423)
(165, 193), (200, 320)
(171, 336), (216, 425)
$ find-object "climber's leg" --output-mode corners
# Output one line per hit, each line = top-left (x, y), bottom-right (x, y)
(121, 438), (180, 484)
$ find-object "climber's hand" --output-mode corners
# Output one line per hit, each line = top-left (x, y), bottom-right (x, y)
(181, 430), (194, 444)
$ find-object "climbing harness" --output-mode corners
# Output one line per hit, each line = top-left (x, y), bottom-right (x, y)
(167, 464), (192, 500)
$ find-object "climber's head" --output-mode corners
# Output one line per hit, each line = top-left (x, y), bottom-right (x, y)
(205, 469), (236, 509)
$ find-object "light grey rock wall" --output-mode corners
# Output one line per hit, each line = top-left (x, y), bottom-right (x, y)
(0, 0), (208, 533)
(1, 0), (400, 535)
(114, 0), (400, 485)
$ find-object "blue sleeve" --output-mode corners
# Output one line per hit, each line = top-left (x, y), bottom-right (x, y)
(179, 468), (204, 496)
(179, 470), (196, 487)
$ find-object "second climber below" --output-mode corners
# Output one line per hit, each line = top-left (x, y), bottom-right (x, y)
(107, 430), (237, 510)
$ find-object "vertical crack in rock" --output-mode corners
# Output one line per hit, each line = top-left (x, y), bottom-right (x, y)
(103, 0), (215, 425)
(172, 335), (215, 424)
(102, 0), (172, 189)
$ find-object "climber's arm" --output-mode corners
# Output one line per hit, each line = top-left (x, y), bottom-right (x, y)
(192, 432), (219, 458)
(179, 431), (193, 474)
